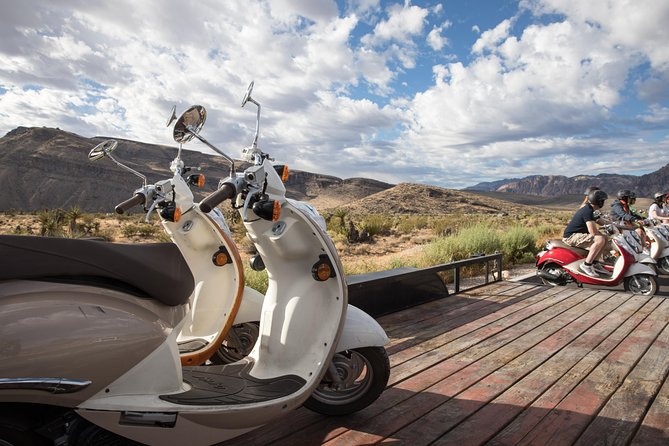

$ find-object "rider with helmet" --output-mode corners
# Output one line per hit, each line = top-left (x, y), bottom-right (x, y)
(611, 189), (648, 247)
(611, 189), (644, 223)
(649, 192), (669, 223)
(563, 189), (609, 277)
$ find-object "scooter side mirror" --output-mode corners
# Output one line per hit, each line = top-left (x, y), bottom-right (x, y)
(173, 105), (207, 144)
(88, 139), (118, 162)
(166, 105), (177, 127)
(242, 81), (254, 107)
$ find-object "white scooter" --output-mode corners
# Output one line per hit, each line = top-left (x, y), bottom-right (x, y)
(643, 219), (669, 274)
(0, 83), (389, 445)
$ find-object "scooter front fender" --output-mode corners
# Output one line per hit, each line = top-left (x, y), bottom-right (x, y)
(336, 305), (389, 352)
(233, 286), (265, 324)
(624, 262), (657, 277)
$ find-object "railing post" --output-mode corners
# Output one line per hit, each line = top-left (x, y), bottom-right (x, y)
(454, 266), (460, 294)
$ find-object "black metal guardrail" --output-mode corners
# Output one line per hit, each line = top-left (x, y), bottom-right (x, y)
(346, 253), (503, 318)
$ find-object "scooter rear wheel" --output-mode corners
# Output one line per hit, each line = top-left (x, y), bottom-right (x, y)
(623, 274), (658, 296)
(538, 262), (567, 286)
(304, 347), (390, 416)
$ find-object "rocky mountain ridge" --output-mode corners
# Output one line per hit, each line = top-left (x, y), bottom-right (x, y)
(466, 168), (669, 198)
(0, 126), (392, 212)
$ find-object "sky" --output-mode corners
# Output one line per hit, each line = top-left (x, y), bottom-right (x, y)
(1, 0), (669, 189)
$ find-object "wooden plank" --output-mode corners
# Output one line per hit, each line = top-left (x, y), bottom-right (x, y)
(320, 289), (612, 445)
(574, 319), (669, 446)
(377, 281), (523, 330)
(513, 299), (669, 446)
(442, 295), (659, 446)
(381, 283), (540, 341)
(389, 286), (582, 384)
(387, 285), (554, 364)
(385, 292), (646, 446)
(632, 362), (669, 445)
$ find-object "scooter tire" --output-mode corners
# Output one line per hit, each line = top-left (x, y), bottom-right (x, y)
(304, 347), (390, 416)
(538, 262), (567, 287)
(209, 322), (260, 365)
(623, 274), (658, 296)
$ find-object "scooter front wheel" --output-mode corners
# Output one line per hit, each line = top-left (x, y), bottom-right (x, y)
(304, 347), (390, 416)
(210, 322), (260, 365)
(657, 257), (669, 275)
(623, 274), (658, 296)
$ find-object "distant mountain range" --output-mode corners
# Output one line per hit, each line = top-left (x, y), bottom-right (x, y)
(465, 168), (669, 198)
(2, 126), (667, 215)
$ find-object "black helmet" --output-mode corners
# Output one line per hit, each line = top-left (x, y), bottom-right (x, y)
(617, 189), (633, 201)
(589, 190), (608, 207)
(584, 186), (600, 195)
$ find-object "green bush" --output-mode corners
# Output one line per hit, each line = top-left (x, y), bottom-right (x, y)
(121, 222), (160, 238)
(396, 215), (429, 233)
(360, 214), (393, 237)
(422, 223), (538, 267)
(244, 266), (268, 294)
(500, 225), (537, 264)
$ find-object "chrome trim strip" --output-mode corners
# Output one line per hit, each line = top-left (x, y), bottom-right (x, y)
(0, 378), (92, 394)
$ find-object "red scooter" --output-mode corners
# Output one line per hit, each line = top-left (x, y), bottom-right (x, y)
(536, 225), (658, 295)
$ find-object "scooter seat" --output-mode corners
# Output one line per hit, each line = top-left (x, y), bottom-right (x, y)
(547, 239), (590, 257)
(0, 235), (194, 306)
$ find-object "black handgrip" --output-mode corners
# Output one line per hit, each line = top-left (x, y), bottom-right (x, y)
(199, 183), (236, 213)
(115, 194), (145, 214)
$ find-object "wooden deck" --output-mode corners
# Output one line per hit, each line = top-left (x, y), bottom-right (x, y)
(221, 282), (669, 445)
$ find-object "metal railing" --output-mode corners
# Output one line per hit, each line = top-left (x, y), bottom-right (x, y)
(347, 253), (503, 317)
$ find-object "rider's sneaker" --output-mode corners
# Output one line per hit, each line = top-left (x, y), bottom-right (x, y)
(579, 262), (599, 277)
(593, 262), (611, 275)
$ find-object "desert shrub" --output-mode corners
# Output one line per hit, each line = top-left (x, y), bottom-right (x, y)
(326, 208), (349, 238)
(38, 208), (66, 237)
(244, 266), (268, 294)
(423, 223), (501, 266)
(500, 225), (537, 264)
(359, 214), (393, 237)
(121, 222), (160, 238)
(396, 215), (429, 234)
(428, 216), (459, 237)
(423, 222), (541, 268)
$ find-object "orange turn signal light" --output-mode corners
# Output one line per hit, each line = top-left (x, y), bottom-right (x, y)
(173, 207), (182, 223)
(188, 174), (205, 188)
(212, 246), (232, 266)
(312, 255), (335, 281)
(252, 199), (282, 221)
(273, 165), (289, 182)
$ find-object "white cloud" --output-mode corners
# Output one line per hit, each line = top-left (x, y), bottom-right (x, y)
(361, 3), (429, 47)
(427, 23), (450, 51)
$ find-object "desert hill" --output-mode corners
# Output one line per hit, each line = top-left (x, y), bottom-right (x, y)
(336, 183), (547, 215)
(0, 127), (393, 212)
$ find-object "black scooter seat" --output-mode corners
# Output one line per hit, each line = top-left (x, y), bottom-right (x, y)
(0, 235), (194, 306)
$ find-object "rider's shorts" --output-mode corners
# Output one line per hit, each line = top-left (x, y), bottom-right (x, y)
(563, 232), (595, 249)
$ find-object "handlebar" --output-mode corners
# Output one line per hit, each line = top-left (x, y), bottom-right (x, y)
(199, 183), (236, 213)
(115, 193), (145, 214)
